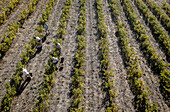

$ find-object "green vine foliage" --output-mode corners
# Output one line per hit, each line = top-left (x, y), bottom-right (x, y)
(121, 0), (169, 106)
(0, 0), (22, 25)
(109, 0), (158, 111)
(130, 0), (170, 103)
(57, 0), (72, 40)
(0, 0), (39, 60)
(0, 0), (55, 111)
(162, 2), (170, 16)
(96, 0), (118, 111)
(34, 0), (73, 111)
(70, 0), (86, 111)
(133, 0), (170, 58)
(142, 0), (170, 33)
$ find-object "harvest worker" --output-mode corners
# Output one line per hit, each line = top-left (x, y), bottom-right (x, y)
(34, 36), (42, 51)
(44, 23), (49, 34)
(52, 57), (58, 65)
(22, 68), (32, 80)
(52, 57), (64, 71)
(56, 43), (61, 57)
(17, 68), (32, 93)
(52, 57), (59, 72)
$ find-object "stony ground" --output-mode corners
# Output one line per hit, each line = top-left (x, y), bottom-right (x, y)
(0, 0), (169, 111)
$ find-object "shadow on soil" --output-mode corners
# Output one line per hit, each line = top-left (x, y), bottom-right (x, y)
(16, 77), (32, 96)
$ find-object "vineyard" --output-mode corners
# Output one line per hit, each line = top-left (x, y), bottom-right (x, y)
(0, 0), (169, 111)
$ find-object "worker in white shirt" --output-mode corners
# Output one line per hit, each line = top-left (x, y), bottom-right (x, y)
(16, 68), (32, 92)
(22, 68), (32, 80)
(52, 57), (58, 64)
(34, 36), (40, 42)
(34, 37), (42, 51)
(52, 57), (59, 71)
(56, 43), (61, 57)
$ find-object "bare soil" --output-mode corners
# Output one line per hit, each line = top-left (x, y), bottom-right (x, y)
(140, 0), (169, 35)
(84, 0), (105, 111)
(153, 0), (170, 4)
(48, 0), (79, 111)
(9, 0), (65, 111)
(0, 0), (31, 42)
(0, 0), (12, 13)
(120, 0), (169, 111)
(103, 1), (136, 111)
(0, 0), (47, 104)
(129, 0), (169, 110)
(0, 0), (169, 111)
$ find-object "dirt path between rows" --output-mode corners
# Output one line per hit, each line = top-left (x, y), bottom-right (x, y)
(0, 0), (46, 103)
(149, 0), (170, 9)
(141, 0), (169, 34)
(84, 0), (105, 111)
(0, 0), (23, 17)
(0, 0), (29, 42)
(9, 0), (65, 111)
(46, 0), (66, 111)
(48, 0), (79, 111)
(129, 0), (169, 110)
(102, 1), (136, 111)
(151, 0), (164, 8)
(160, 0), (170, 4)
(120, 0), (169, 111)
(0, 0), (12, 13)
(132, 0), (169, 62)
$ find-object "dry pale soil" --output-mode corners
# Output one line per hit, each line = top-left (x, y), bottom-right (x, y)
(0, 0), (169, 112)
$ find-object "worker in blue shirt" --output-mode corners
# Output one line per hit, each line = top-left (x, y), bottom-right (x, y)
(44, 23), (49, 34)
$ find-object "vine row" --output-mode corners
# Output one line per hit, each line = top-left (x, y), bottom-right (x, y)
(142, 0), (170, 34)
(132, 0), (170, 58)
(96, 0), (118, 111)
(70, 0), (86, 111)
(121, 0), (170, 105)
(34, 0), (72, 111)
(0, 0), (22, 25)
(162, 2), (170, 17)
(109, 0), (158, 111)
(57, 0), (72, 41)
(0, 0), (39, 60)
(0, 0), (55, 111)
